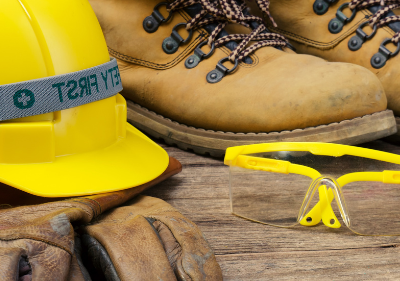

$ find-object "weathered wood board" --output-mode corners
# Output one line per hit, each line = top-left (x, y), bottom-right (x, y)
(144, 140), (400, 280)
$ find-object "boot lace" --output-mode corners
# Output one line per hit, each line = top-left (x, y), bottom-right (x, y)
(348, 0), (400, 44)
(166, 0), (288, 62)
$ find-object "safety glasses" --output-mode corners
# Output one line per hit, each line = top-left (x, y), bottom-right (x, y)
(224, 142), (400, 236)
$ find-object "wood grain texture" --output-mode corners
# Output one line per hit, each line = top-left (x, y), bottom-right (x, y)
(144, 140), (400, 280)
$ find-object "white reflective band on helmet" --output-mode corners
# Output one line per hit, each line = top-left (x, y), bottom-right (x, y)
(0, 58), (122, 121)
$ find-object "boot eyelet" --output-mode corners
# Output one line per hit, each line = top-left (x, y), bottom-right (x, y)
(185, 41), (216, 69)
(313, 0), (338, 15)
(348, 37), (363, 51)
(206, 57), (239, 84)
(143, 2), (173, 33)
(328, 3), (356, 34)
(371, 38), (400, 69)
(348, 21), (377, 51)
(162, 23), (193, 54)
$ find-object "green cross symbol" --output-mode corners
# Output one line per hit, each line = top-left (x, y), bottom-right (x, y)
(13, 89), (35, 109)
(19, 93), (31, 106)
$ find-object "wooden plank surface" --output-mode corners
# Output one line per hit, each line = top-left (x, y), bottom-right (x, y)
(144, 140), (400, 280)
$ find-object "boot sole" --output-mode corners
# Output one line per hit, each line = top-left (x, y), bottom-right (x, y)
(127, 100), (397, 157)
(383, 116), (400, 143)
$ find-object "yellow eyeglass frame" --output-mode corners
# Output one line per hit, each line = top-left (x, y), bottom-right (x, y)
(224, 142), (400, 231)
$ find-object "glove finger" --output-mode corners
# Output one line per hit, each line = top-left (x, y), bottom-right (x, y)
(0, 239), (72, 280)
(0, 247), (31, 281)
(149, 215), (222, 281)
(81, 234), (120, 281)
(68, 254), (92, 281)
(82, 215), (177, 281)
(150, 219), (188, 280)
(67, 235), (92, 281)
(97, 196), (223, 281)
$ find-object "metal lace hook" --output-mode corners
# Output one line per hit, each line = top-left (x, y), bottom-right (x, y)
(143, 2), (173, 33)
(206, 57), (239, 84)
(371, 38), (400, 69)
(328, 2), (357, 34)
(185, 41), (216, 69)
(348, 21), (378, 51)
(162, 23), (193, 54)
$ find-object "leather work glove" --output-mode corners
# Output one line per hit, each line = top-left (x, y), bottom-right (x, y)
(0, 158), (220, 281)
(80, 195), (223, 281)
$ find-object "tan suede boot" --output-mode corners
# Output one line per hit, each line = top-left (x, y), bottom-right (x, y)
(88, 0), (395, 156)
(248, 0), (400, 141)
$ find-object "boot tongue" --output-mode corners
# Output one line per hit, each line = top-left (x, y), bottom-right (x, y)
(368, 5), (400, 32)
(183, 3), (253, 63)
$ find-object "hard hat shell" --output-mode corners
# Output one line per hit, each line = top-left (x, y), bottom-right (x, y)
(0, 0), (169, 197)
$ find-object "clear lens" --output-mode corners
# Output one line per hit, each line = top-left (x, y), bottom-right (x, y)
(342, 181), (400, 235)
(229, 165), (312, 227)
(230, 150), (400, 235)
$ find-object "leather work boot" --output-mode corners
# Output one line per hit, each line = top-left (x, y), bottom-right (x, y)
(88, 0), (396, 157)
(248, 0), (400, 141)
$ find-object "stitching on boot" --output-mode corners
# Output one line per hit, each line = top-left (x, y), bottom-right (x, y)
(109, 34), (204, 70)
(267, 9), (395, 50)
(109, 8), (206, 69)
(267, 17), (366, 49)
(111, 3), (261, 69)
(111, 36), (259, 69)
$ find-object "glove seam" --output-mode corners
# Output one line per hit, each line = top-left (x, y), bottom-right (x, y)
(89, 207), (177, 224)
(139, 207), (177, 218)
(149, 218), (191, 280)
(0, 237), (73, 255)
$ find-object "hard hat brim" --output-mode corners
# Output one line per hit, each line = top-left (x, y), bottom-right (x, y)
(0, 123), (170, 197)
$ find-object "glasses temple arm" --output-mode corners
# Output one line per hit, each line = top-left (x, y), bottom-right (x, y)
(232, 155), (321, 178)
(336, 171), (400, 186)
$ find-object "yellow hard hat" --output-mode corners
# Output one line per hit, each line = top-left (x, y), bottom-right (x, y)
(0, 0), (169, 197)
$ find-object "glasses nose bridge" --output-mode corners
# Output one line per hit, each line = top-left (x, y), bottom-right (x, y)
(300, 177), (349, 228)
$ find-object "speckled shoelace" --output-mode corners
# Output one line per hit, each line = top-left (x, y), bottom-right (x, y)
(253, 0), (400, 67)
(348, 0), (400, 43)
(166, 0), (288, 62)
